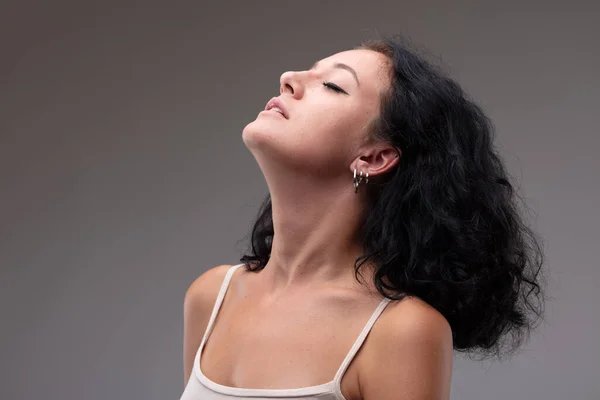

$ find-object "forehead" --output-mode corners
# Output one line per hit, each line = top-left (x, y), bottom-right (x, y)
(315, 49), (390, 95)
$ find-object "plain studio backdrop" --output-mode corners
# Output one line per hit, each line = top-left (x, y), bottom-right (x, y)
(1, 1), (598, 399)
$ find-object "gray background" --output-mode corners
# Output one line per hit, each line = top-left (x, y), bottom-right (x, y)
(1, 1), (598, 399)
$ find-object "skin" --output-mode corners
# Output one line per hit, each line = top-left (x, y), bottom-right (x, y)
(242, 48), (400, 292)
(183, 49), (454, 399)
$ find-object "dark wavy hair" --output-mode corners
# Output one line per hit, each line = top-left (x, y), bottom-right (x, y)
(239, 36), (548, 361)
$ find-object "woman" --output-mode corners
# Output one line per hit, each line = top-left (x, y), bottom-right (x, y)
(180, 37), (546, 400)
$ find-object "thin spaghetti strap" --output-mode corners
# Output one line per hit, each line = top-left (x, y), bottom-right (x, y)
(197, 264), (245, 353)
(332, 297), (393, 385)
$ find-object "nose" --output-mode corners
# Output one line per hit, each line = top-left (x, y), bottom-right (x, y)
(279, 70), (304, 98)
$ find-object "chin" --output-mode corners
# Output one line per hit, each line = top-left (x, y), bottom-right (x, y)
(242, 119), (282, 149)
(243, 129), (300, 170)
(242, 121), (265, 149)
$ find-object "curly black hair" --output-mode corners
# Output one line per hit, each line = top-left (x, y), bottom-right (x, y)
(239, 35), (548, 362)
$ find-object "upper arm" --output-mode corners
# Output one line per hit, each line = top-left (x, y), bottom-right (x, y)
(360, 300), (454, 400)
(182, 264), (232, 387)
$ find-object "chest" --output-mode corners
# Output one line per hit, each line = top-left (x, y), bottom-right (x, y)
(199, 295), (379, 400)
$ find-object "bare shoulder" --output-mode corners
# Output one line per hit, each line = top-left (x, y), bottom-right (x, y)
(184, 264), (234, 310)
(367, 296), (453, 357)
(358, 296), (454, 400)
(182, 263), (236, 386)
(380, 295), (452, 334)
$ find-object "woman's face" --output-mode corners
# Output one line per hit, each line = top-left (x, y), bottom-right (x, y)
(242, 49), (391, 178)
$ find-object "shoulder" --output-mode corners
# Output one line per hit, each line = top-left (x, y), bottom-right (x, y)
(182, 264), (237, 385)
(359, 296), (454, 400)
(376, 296), (453, 343)
(184, 264), (236, 315)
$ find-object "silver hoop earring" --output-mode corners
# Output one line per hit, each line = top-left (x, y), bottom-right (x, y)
(353, 169), (369, 193)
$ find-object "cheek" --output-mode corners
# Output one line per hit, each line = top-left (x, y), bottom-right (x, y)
(323, 107), (370, 150)
(300, 104), (366, 142)
(291, 110), (365, 165)
(294, 117), (346, 151)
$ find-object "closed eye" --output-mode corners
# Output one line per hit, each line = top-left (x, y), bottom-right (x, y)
(323, 82), (347, 95)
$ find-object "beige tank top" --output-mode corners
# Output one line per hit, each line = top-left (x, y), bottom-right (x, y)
(180, 263), (392, 400)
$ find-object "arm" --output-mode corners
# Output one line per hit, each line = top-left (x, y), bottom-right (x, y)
(360, 300), (454, 400)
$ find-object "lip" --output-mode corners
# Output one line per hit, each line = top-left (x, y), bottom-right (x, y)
(264, 97), (288, 119)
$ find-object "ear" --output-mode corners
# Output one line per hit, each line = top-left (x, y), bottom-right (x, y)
(351, 145), (401, 177)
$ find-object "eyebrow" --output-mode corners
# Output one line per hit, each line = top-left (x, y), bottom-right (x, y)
(310, 60), (361, 87)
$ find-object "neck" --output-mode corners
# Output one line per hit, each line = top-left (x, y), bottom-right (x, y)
(259, 173), (370, 295)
